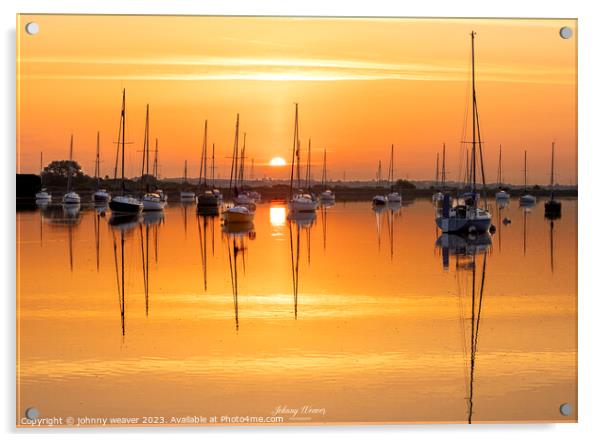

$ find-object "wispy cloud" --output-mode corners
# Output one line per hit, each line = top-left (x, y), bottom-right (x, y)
(20, 55), (574, 84)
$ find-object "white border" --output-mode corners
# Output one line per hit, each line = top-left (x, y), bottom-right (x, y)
(3, 1), (601, 441)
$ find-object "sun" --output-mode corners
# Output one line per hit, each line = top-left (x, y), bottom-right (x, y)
(269, 157), (286, 167)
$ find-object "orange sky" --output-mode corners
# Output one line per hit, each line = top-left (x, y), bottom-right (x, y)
(17, 15), (577, 184)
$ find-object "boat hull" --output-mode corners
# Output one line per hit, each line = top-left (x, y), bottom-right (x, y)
(35, 191), (52, 201)
(436, 215), (491, 234)
(387, 192), (402, 203)
(109, 196), (143, 214)
(93, 191), (111, 202)
(197, 193), (220, 208)
(62, 192), (81, 204)
(544, 199), (562, 218)
(519, 195), (537, 206)
(289, 200), (318, 212)
(372, 196), (387, 206)
(223, 208), (254, 223)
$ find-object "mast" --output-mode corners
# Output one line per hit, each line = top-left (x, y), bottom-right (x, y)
(153, 139), (159, 182)
(523, 150), (527, 193)
(142, 105), (150, 192)
(203, 119), (208, 187)
(183, 160), (188, 185)
(471, 31), (477, 194)
(435, 152), (439, 189)
(389, 144), (394, 190)
(306, 138), (312, 190)
(95, 132), (101, 189)
(289, 104), (298, 198)
(239, 132), (246, 188)
(67, 134), (74, 192)
(550, 142), (555, 198)
(120, 89), (126, 194)
(211, 143), (215, 187)
(229, 114), (239, 192)
(39, 151), (44, 187)
(441, 143), (445, 190)
(321, 148), (327, 188)
(377, 160), (382, 185)
(497, 145), (502, 188)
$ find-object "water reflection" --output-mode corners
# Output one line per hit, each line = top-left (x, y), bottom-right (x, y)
(17, 199), (577, 424)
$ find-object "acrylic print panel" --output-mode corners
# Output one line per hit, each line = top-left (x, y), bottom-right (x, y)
(16, 15), (577, 427)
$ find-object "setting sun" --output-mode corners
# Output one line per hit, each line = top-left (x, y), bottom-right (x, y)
(269, 157), (286, 167)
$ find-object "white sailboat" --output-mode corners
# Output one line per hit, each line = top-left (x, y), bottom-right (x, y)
(224, 114), (254, 223)
(519, 150), (536, 206)
(180, 160), (196, 202)
(436, 32), (492, 234)
(319, 147), (335, 203)
(288, 104), (318, 213)
(140, 106), (166, 212)
(92, 131), (111, 203)
(372, 160), (387, 206)
(495, 145), (510, 201)
(109, 89), (143, 215)
(386, 144), (402, 203)
(62, 134), (81, 205)
(197, 120), (221, 210)
(35, 151), (52, 203)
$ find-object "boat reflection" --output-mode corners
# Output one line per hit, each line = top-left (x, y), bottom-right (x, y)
(373, 204), (386, 252)
(109, 213), (142, 232)
(223, 221), (255, 330)
(197, 214), (218, 291)
(435, 232), (491, 271)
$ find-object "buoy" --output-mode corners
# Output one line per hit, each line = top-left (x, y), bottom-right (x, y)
(503, 217), (511, 225)
(489, 224), (496, 234)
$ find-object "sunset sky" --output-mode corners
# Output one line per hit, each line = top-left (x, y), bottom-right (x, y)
(17, 15), (577, 184)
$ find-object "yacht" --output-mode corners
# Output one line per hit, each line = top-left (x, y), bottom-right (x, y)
(436, 32), (492, 234)
(495, 145), (510, 201)
(386, 144), (402, 203)
(544, 142), (562, 218)
(62, 135), (81, 205)
(519, 150), (536, 206)
(319, 148), (336, 202)
(109, 89), (143, 214)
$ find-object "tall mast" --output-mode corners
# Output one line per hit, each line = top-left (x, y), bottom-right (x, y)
(95, 131), (100, 188)
(321, 148), (327, 188)
(306, 138), (312, 190)
(289, 104), (298, 198)
(211, 143), (215, 187)
(142, 105), (150, 192)
(250, 158), (255, 181)
(203, 120), (208, 187)
(239, 133), (246, 188)
(550, 142), (555, 197)
(471, 31), (477, 193)
(497, 145), (502, 187)
(389, 144), (394, 189)
(120, 89), (126, 193)
(229, 114), (239, 191)
(524, 150), (527, 193)
(184, 160), (188, 184)
(441, 143), (445, 190)
(435, 152), (439, 189)
(377, 160), (382, 185)
(67, 134), (74, 192)
(40, 151), (43, 175)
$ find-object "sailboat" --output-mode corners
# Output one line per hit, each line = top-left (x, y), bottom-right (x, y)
(319, 148), (335, 203)
(436, 32), (492, 234)
(233, 133), (257, 206)
(197, 119), (220, 210)
(224, 114), (254, 223)
(92, 132), (111, 203)
(372, 160), (387, 206)
(494, 145), (510, 201)
(109, 89), (143, 215)
(180, 160), (196, 202)
(62, 134), (81, 204)
(288, 104), (319, 213)
(35, 151), (52, 203)
(386, 144), (402, 203)
(140, 106), (167, 212)
(544, 142), (562, 218)
(519, 150), (536, 206)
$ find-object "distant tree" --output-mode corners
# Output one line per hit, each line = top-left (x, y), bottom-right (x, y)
(41, 160), (95, 189)
(533, 184), (541, 190)
(43, 160), (84, 180)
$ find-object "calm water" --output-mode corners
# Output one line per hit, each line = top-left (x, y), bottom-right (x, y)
(16, 198), (577, 425)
